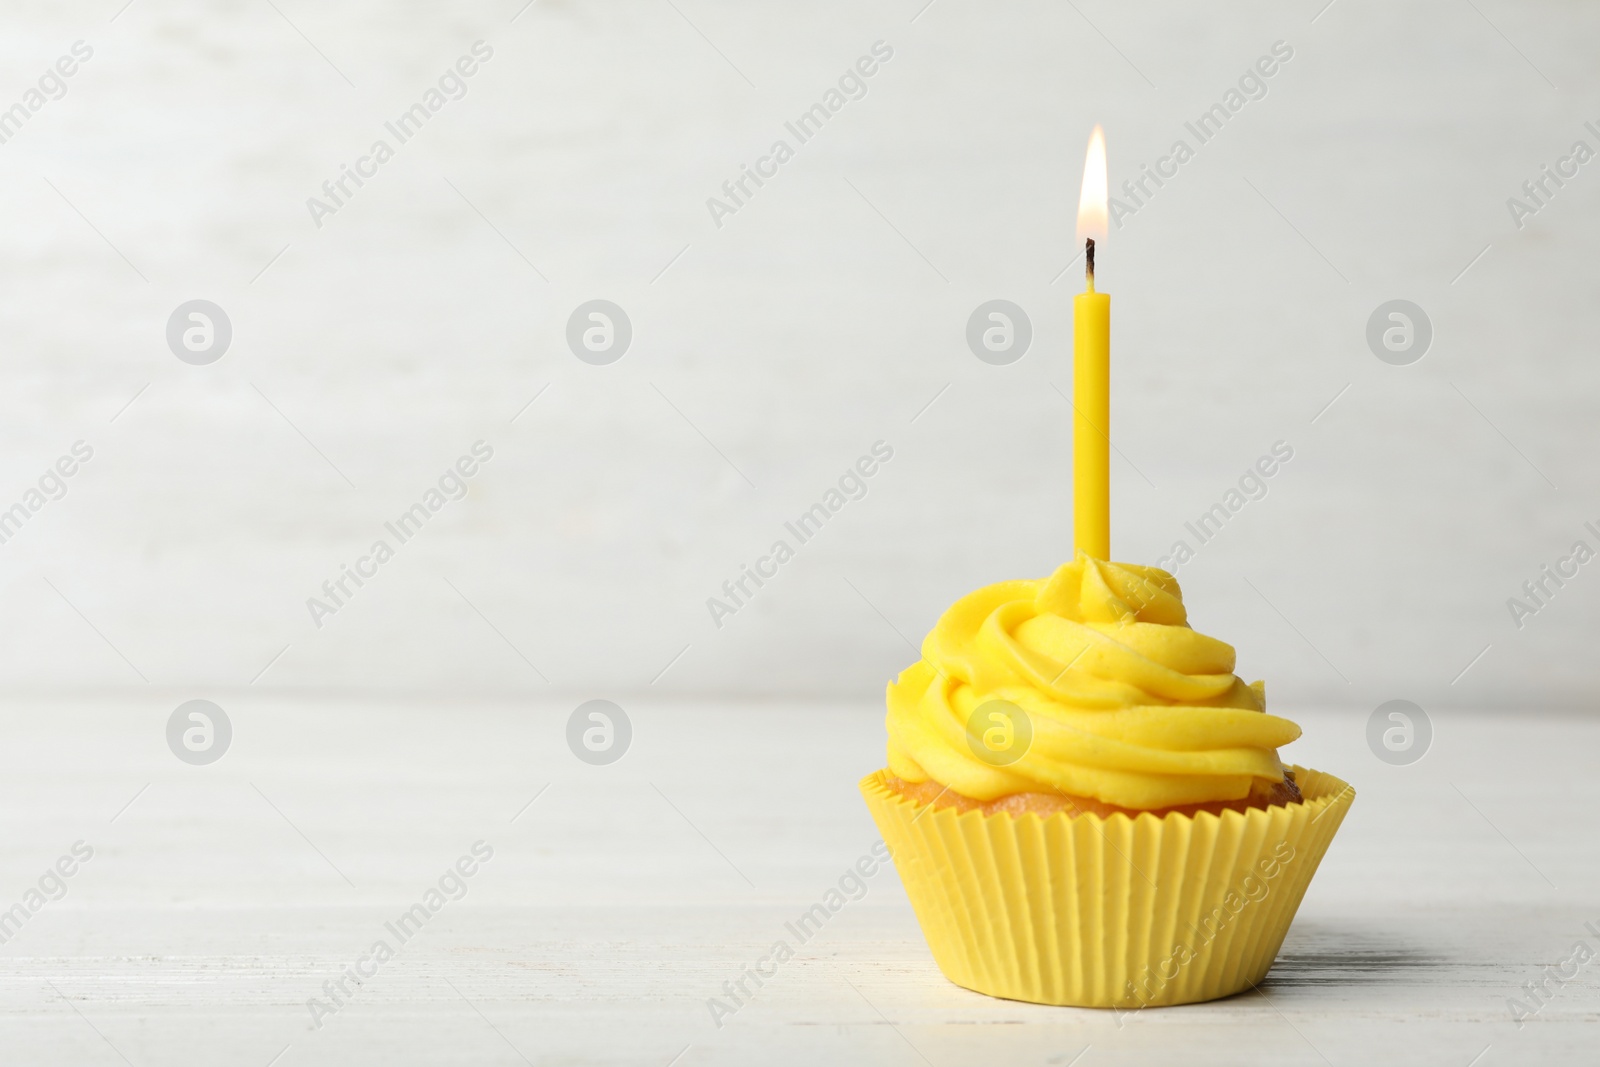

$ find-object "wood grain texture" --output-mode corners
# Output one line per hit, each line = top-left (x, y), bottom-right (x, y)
(0, 700), (1593, 1064)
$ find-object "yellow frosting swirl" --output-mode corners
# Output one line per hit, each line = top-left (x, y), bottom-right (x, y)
(885, 555), (1301, 810)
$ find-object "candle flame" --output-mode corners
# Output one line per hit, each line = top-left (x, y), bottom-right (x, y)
(1076, 124), (1108, 245)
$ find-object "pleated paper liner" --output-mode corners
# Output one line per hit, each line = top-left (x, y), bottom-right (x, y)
(860, 765), (1353, 1008)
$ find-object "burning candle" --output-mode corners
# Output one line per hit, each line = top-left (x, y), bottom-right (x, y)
(1074, 124), (1111, 561)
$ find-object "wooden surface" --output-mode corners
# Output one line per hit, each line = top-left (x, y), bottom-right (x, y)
(0, 698), (1593, 1065)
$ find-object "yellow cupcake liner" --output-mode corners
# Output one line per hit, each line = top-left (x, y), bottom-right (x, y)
(860, 765), (1353, 1008)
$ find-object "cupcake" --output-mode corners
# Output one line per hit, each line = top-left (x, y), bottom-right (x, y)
(859, 554), (1353, 1008)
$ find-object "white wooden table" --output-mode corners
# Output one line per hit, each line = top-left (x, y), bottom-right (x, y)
(0, 698), (1592, 1065)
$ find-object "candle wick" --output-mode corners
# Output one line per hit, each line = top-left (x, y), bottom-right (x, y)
(1085, 238), (1096, 293)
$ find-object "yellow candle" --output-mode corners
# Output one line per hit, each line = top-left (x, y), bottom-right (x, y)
(1074, 277), (1110, 560)
(1073, 124), (1111, 561)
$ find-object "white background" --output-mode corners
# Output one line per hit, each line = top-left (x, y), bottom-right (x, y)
(2, 5), (1596, 1065)
(1, 0), (1596, 712)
